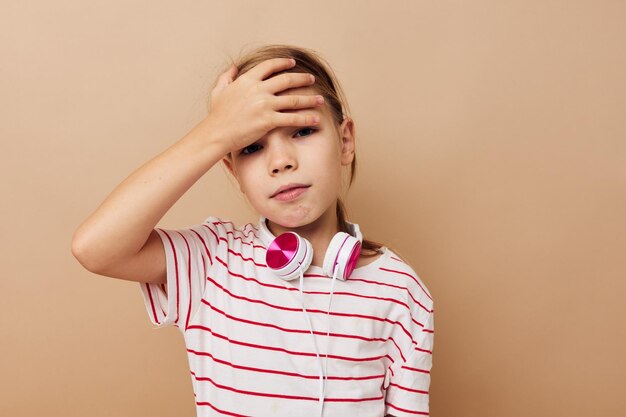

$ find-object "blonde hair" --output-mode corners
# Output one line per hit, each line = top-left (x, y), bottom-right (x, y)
(214, 44), (389, 257)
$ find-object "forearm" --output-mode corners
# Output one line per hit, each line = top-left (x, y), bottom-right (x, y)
(71, 117), (230, 271)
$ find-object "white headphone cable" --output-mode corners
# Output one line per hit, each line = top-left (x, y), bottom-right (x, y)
(298, 268), (325, 414)
(319, 266), (339, 416)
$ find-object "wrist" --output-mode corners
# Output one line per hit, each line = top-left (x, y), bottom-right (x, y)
(186, 116), (233, 156)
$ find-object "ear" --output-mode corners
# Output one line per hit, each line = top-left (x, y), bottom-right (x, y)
(339, 117), (356, 166)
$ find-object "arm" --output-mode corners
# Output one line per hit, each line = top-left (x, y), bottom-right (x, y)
(71, 117), (230, 283)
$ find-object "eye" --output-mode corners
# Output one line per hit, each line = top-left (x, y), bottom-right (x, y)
(294, 127), (317, 138)
(240, 143), (262, 156)
(239, 127), (317, 156)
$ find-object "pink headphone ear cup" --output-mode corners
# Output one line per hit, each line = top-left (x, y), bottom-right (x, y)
(265, 232), (313, 281)
(322, 232), (362, 280)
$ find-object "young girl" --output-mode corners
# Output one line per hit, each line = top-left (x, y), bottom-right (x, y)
(72, 44), (434, 417)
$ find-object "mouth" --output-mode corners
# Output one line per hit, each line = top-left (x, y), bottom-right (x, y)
(271, 184), (311, 201)
(271, 183), (311, 198)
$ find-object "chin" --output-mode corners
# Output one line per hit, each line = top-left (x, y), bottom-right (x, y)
(265, 207), (317, 229)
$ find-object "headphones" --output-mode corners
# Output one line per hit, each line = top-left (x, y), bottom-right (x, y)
(258, 216), (363, 416)
(259, 216), (363, 282)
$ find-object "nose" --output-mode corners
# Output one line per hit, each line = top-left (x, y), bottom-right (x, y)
(267, 138), (298, 175)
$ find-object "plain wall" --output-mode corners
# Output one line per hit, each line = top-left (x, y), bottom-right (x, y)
(1, 1), (625, 416)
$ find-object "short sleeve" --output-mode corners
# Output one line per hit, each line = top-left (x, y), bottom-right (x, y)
(139, 216), (223, 331)
(384, 307), (434, 417)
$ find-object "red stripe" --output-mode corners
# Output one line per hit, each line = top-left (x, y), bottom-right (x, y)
(185, 324), (393, 364)
(401, 365), (430, 374)
(390, 255), (404, 262)
(159, 229), (180, 325)
(191, 228), (213, 265)
(379, 267), (433, 302)
(344, 276), (430, 315)
(186, 348), (384, 381)
(306, 289), (424, 315)
(191, 371), (383, 403)
(194, 400), (251, 417)
(215, 235), (265, 250)
(388, 382), (428, 395)
(201, 223), (220, 244)
(385, 402), (429, 415)
(208, 221), (261, 244)
(157, 283), (166, 316)
(177, 231), (193, 331)
(210, 219), (258, 237)
(226, 247), (266, 267)
(414, 346), (433, 355)
(222, 221), (259, 239)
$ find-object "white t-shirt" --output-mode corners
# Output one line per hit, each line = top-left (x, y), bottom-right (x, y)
(139, 216), (434, 417)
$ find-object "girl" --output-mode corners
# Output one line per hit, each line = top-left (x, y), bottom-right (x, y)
(72, 44), (434, 417)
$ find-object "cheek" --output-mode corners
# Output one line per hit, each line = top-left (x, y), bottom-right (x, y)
(309, 136), (340, 162)
(320, 146), (343, 173)
(240, 169), (268, 198)
(311, 150), (343, 187)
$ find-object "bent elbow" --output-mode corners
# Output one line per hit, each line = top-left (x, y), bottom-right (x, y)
(71, 234), (104, 274)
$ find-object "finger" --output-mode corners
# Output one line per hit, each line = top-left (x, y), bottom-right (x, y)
(271, 111), (320, 128)
(213, 64), (238, 93)
(264, 72), (316, 95)
(272, 94), (324, 111)
(226, 64), (239, 81)
(245, 57), (296, 82)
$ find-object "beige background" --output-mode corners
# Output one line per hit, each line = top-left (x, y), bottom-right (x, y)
(2, 1), (625, 416)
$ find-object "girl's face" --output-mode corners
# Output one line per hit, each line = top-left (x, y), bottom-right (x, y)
(223, 86), (355, 228)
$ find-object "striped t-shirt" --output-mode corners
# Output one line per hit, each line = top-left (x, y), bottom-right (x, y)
(139, 216), (434, 417)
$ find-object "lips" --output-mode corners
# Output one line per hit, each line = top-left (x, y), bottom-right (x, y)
(273, 186), (309, 202)
(271, 183), (311, 198)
